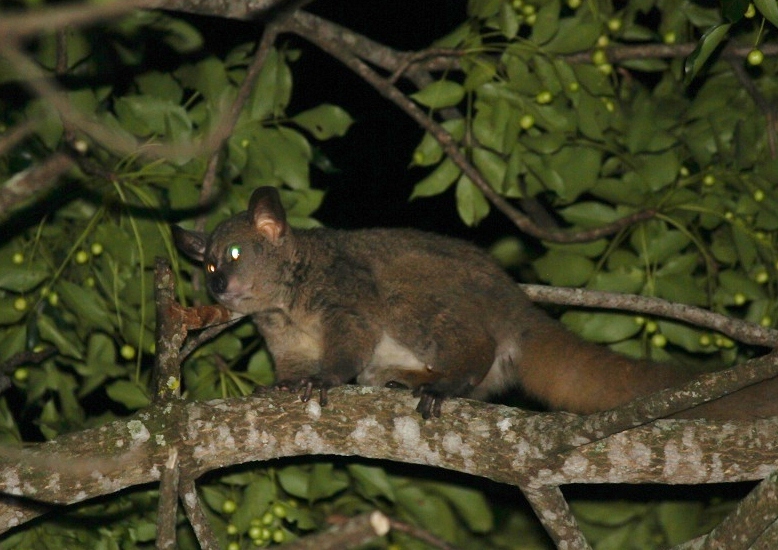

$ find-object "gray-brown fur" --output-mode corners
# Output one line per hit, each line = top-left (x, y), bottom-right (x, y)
(174, 187), (775, 419)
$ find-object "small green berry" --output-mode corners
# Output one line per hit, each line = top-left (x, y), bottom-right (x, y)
(120, 344), (136, 360)
(73, 139), (89, 154)
(755, 269), (769, 284)
(227, 524), (238, 535)
(745, 3), (756, 18)
(227, 542), (240, 550)
(13, 297), (27, 311)
(222, 499), (237, 514)
(90, 242), (104, 256)
(272, 503), (287, 518)
(535, 90), (553, 104)
(272, 530), (285, 543)
(412, 150), (425, 165)
(718, 336), (735, 349)
(703, 174), (715, 186)
(567, 0), (581, 8)
(733, 292), (747, 306)
(645, 320), (658, 334)
(747, 49), (764, 66)
(14, 368), (29, 382)
(248, 525), (263, 540)
(592, 49), (608, 66)
(75, 250), (89, 264)
(760, 316), (773, 327)
(651, 333), (667, 348)
(261, 511), (275, 525)
(663, 31), (676, 45)
(12, 252), (24, 265)
(698, 334), (712, 347)
(753, 189), (765, 202)
(607, 18), (622, 32)
(519, 114), (535, 130)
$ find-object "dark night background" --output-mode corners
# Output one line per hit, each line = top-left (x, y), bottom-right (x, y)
(278, 1), (514, 244)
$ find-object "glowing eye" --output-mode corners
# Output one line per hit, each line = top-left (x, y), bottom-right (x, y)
(206, 263), (216, 273)
(228, 245), (241, 261)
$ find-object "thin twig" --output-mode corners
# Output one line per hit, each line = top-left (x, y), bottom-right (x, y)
(521, 285), (778, 347)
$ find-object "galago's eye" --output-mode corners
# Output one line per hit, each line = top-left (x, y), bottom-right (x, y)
(206, 263), (216, 273)
(228, 245), (241, 261)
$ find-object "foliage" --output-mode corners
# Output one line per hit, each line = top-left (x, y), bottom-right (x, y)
(412, 0), (778, 369)
(0, 0), (777, 548)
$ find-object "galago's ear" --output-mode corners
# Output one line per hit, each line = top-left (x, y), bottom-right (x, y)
(248, 186), (288, 243)
(172, 225), (207, 262)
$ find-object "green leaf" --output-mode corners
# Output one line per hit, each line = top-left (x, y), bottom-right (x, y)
(231, 477), (275, 532)
(56, 280), (113, 331)
(411, 80), (465, 109)
(530, 0), (562, 44)
(292, 104), (353, 140)
(463, 57), (498, 90)
(468, 0), (502, 18)
(561, 312), (642, 343)
(0, 326), (26, 362)
(277, 465), (310, 499)
(411, 158), (461, 199)
(658, 321), (709, 353)
(497, 2), (520, 39)
(245, 127), (311, 190)
(248, 48), (293, 119)
(657, 501), (704, 545)
(411, 119), (465, 167)
(732, 223), (757, 267)
(395, 484), (458, 540)
(547, 146), (603, 201)
(559, 202), (623, 227)
(455, 175), (490, 226)
(754, 0), (778, 27)
(114, 95), (192, 140)
(684, 24), (731, 82)
(106, 380), (151, 410)
(309, 463), (349, 502)
(347, 464), (396, 502)
(176, 57), (232, 103)
(472, 147), (507, 192)
(136, 71), (184, 104)
(0, 267), (49, 292)
(631, 226), (691, 264)
(0, 299), (26, 325)
(654, 274), (708, 305)
(37, 314), (83, 359)
(424, 482), (493, 533)
(151, 14), (203, 53)
(544, 19), (599, 53)
(83, 333), (121, 375)
(533, 251), (594, 287)
(587, 268), (645, 294)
